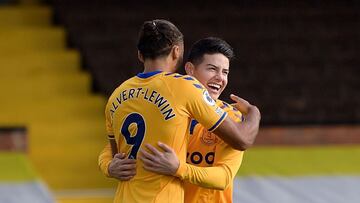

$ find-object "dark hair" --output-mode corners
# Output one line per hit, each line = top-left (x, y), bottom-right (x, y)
(188, 37), (234, 65)
(137, 19), (184, 59)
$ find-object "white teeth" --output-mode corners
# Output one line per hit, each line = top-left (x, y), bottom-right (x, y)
(208, 83), (221, 90)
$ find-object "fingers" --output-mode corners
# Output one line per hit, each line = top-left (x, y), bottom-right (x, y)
(108, 152), (140, 181)
(119, 158), (137, 165)
(118, 169), (136, 177)
(145, 143), (163, 157)
(139, 148), (158, 162)
(139, 146), (162, 168)
(230, 93), (240, 102)
(230, 94), (250, 106)
(110, 159), (136, 170)
(113, 153), (137, 164)
(114, 152), (126, 159)
(139, 152), (161, 173)
(139, 144), (179, 176)
(110, 167), (136, 178)
(157, 142), (174, 153)
(108, 157), (137, 181)
(109, 171), (136, 181)
(112, 157), (137, 165)
(230, 94), (252, 114)
(119, 162), (137, 170)
(139, 155), (156, 167)
(142, 165), (158, 173)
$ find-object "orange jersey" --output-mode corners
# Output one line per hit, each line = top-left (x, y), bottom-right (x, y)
(175, 100), (244, 203)
(100, 71), (228, 203)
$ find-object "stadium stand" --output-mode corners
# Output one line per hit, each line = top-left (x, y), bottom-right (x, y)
(0, 3), (115, 202)
(49, 0), (360, 125)
(1, 1), (359, 202)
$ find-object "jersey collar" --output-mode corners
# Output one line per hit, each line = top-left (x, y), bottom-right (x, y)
(136, 70), (163, 79)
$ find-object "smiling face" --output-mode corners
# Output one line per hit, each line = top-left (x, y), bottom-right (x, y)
(185, 53), (230, 100)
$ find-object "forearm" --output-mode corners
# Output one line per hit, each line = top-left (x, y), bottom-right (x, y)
(215, 106), (260, 151)
(238, 106), (261, 148)
(174, 161), (232, 190)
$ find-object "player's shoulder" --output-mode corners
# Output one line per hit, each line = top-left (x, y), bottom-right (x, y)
(216, 99), (244, 122)
(106, 76), (137, 103)
(109, 76), (130, 91)
(216, 100), (233, 111)
(160, 72), (205, 90)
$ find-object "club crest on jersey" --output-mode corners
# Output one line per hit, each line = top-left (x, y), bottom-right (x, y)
(215, 107), (224, 116)
(200, 129), (218, 146)
(203, 90), (215, 106)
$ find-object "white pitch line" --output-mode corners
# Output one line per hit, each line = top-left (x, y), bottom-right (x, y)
(54, 188), (115, 199)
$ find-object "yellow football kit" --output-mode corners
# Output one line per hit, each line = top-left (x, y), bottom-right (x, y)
(100, 71), (227, 203)
(175, 100), (244, 203)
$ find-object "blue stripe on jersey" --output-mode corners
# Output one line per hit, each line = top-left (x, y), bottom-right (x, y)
(174, 74), (183, 78)
(183, 76), (195, 81)
(193, 84), (203, 89)
(137, 70), (163, 78)
(241, 115), (245, 122)
(189, 119), (199, 135)
(208, 112), (228, 132)
(223, 102), (230, 107)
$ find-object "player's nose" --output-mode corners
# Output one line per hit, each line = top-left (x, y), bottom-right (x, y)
(214, 71), (224, 82)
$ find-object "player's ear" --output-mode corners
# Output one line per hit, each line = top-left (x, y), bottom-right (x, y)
(171, 45), (181, 60)
(138, 51), (144, 63)
(185, 62), (195, 75)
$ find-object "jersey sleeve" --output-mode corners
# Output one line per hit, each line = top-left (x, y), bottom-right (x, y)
(209, 105), (244, 184)
(175, 76), (227, 132)
(105, 100), (114, 135)
(176, 104), (244, 189)
(99, 100), (115, 177)
(98, 143), (113, 177)
(175, 161), (231, 190)
(174, 144), (243, 190)
(222, 101), (244, 123)
(213, 142), (244, 183)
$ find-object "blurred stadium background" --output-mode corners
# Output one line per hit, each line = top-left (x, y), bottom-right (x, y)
(0, 0), (359, 202)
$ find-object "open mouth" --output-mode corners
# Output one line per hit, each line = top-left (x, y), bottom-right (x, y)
(207, 83), (221, 92)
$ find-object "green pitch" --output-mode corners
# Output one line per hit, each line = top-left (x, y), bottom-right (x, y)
(238, 145), (360, 176)
(0, 152), (38, 182)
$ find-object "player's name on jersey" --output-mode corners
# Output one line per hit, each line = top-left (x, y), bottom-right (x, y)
(110, 87), (175, 121)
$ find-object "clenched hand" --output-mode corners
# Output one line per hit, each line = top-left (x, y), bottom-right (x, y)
(108, 153), (137, 181)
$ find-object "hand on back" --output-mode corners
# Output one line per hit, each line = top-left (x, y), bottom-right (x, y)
(139, 142), (180, 176)
(108, 153), (137, 181)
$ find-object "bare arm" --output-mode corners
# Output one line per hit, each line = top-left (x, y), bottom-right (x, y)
(214, 94), (261, 151)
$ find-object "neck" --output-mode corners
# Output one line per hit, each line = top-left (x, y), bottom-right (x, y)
(143, 57), (175, 73)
